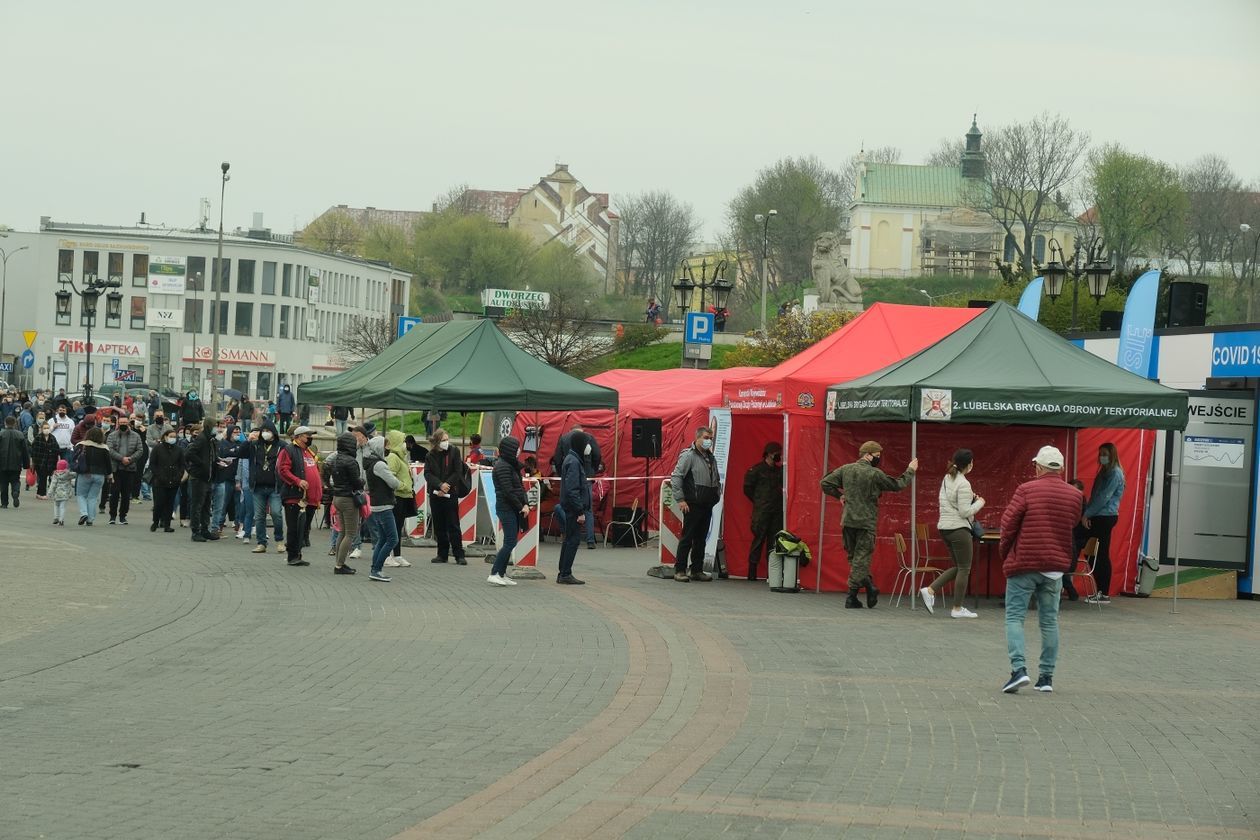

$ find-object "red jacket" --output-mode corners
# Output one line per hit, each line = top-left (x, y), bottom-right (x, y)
(999, 473), (1084, 578)
(277, 445), (323, 507)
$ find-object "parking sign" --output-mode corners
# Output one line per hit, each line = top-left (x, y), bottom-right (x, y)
(685, 312), (715, 345)
(397, 316), (422, 339)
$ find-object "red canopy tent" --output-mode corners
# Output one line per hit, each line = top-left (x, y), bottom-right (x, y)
(719, 303), (982, 583)
(512, 366), (766, 515)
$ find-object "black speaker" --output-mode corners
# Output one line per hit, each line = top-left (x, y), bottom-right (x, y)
(1167, 282), (1208, 328)
(631, 418), (662, 458)
(968, 299), (995, 309)
(1099, 310), (1123, 331)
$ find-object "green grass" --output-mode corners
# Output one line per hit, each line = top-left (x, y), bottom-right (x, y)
(381, 411), (482, 439)
(1153, 566), (1234, 589)
(580, 342), (738, 376)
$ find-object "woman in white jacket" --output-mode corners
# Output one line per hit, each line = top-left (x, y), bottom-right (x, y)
(921, 449), (984, 618)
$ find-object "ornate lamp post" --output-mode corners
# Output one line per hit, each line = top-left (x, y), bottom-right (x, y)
(54, 272), (122, 404)
(672, 257), (734, 318)
(1041, 236), (1113, 333)
(754, 209), (778, 334)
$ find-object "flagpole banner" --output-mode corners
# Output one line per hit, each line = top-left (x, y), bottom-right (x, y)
(1117, 269), (1160, 378)
(1017, 277), (1044, 320)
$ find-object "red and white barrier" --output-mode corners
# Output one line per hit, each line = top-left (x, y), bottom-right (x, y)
(513, 479), (541, 567)
(406, 463), (430, 539)
(657, 479), (684, 569)
(458, 477), (478, 545)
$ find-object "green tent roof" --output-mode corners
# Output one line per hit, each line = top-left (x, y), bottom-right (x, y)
(296, 319), (618, 412)
(824, 302), (1188, 430)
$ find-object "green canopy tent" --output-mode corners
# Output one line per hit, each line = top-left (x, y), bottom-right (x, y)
(819, 301), (1189, 600)
(296, 319), (619, 412)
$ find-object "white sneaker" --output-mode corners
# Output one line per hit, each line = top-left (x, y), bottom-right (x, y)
(501, 574), (517, 586)
(349, 548), (362, 559)
(951, 606), (978, 619)
(395, 558), (411, 567)
(919, 587), (935, 614)
(383, 558), (401, 567)
(487, 574), (508, 586)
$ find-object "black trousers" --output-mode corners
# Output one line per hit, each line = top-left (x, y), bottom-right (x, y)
(109, 471), (136, 520)
(392, 503), (409, 556)
(1086, 515), (1119, 595)
(36, 467), (51, 497)
(152, 484), (177, 528)
(0, 470), (19, 506)
(188, 478), (211, 536)
(284, 504), (305, 562)
(430, 494), (465, 560)
(675, 503), (714, 575)
(748, 529), (775, 579)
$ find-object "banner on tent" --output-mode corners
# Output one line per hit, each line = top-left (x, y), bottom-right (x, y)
(658, 480), (684, 567)
(705, 408), (732, 563)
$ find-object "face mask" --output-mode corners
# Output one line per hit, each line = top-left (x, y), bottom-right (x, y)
(58, 413), (66, 418)
(101, 425), (112, 433)
(188, 393), (198, 401)
(439, 440), (450, 451)
(262, 431), (274, 441)
(700, 439), (712, 450)
(119, 425), (129, 433)
(870, 455), (882, 467)
(1099, 455), (1110, 465)
(155, 418), (164, 425)
(215, 430), (226, 439)
(773, 457), (783, 467)
(164, 435), (177, 445)
(179, 433), (189, 440)
(583, 443), (592, 456)
(237, 433), (246, 442)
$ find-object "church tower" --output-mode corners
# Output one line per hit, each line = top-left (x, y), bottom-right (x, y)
(960, 116), (985, 180)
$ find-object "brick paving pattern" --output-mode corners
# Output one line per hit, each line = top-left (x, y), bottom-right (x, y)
(1, 499), (1256, 839)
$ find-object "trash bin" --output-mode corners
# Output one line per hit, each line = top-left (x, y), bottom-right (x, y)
(768, 551), (801, 592)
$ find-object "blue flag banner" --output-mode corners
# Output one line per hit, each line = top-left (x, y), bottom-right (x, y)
(1017, 277), (1044, 319)
(1117, 269), (1161, 378)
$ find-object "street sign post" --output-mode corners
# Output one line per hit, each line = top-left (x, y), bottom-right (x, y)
(22, 330), (36, 348)
(114, 369), (139, 382)
(682, 312), (716, 369)
(20, 349), (34, 369)
(0, 362), (12, 373)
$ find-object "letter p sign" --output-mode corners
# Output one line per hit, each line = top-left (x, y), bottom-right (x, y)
(685, 312), (715, 345)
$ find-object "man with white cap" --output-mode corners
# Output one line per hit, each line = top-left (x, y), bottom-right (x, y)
(998, 444), (1085, 694)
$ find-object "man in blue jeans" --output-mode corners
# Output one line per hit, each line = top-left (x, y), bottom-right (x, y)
(245, 422), (285, 553)
(998, 445), (1085, 694)
(556, 431), (591, 585)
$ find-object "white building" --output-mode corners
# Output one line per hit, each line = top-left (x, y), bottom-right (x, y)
(0, 216), (410, 400)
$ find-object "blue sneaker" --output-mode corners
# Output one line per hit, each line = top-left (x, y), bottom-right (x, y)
(1034, 675), (1053, 693)
(1002, 668), (1030, 693)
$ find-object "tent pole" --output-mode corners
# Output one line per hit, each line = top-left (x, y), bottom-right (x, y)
(910, 420), (918, 610)
(1171, 430), (1182, 614)
(816, 428), (829, 593)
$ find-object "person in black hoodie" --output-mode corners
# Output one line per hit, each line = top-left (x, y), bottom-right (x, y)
(557, 430), (591, 585)
(148, 424), (185, 532)
(210, 422), (241, 535)
(184, 419), (216, 541)
(329, 432), (363, 574)
(180, 390), (205, 427)
(423, 427), (466, 565)
(488, 436), (529, 586)
(243, 421), (285, 552)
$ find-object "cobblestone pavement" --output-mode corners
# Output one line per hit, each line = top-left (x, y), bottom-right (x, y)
(1, 497), (1257, 839)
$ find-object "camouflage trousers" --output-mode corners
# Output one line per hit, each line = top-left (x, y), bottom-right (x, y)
(842, 526), (877, 590)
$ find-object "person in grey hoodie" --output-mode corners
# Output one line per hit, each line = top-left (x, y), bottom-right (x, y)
(669, 425), (722, 582)
(363, 436), (401, 581)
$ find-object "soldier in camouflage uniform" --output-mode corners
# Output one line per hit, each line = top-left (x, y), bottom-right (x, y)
(820, 440), (918, 609)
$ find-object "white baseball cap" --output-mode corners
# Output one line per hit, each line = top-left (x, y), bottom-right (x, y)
(1032, 445), (1065, 469)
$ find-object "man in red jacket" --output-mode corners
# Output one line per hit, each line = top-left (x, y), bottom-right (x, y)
(998, 445), (1084, 694)
(276, 426), (321, 567)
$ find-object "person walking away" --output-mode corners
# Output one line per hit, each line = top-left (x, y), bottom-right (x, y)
(31, 421), (60, 499)
(820, 440), (918, 609)
(105, 415), (143, 524)
(331, 404), (351, 436)
(276, 426), (321, 567)
(185, 419), (216, 542)
(1081, 443), (1125, 604)
(921, 449), (985, 618)
(384, 430), (415, 567)
(669, 426), (723, 583)
(148, 425), (184, 532)
(73, 427), (112, 525)
(298, 403), (311, 427)
(245, 422), (285, 553)
(48, 458), (74, 525)
(999, 445), (1084, 694)
(424, 428), (467, 565)
(362, 435), (400, 581)
(238, 396), (254, 433)
(488, 435), (528, 586)
(329, 432), (363, 575)
(0, 416), (31, 508)
(743, 442), (783, 581)
(276, 384), (296, 434)
(557, 430), (591, 585)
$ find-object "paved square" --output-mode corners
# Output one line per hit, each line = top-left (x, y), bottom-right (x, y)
(1, 499), (1257, 839)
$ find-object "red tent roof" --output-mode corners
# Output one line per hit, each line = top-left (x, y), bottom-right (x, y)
(590, 366), (767, 411)
(721, 303), (981, 414)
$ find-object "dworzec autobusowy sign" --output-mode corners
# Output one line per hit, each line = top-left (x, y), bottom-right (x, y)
(480, 289), (551, 311)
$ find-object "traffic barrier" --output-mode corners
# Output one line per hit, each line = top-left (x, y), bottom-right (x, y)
(406, 463), (429, 540)
(657, 479), (684, 569)
(459, 476), (478, 545)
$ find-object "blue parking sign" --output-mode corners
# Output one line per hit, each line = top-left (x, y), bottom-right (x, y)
(397, 316), (422, 339)
(685, 312), (715, 345)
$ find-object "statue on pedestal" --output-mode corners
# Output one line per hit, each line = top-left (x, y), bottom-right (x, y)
(811, 232), (863, 312)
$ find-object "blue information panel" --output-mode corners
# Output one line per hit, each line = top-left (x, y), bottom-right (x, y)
(397, 316), (422, 339)
(1210, 331), (1260, 377)
(20, 349), (34, 369)
(685, 312), (715, 345)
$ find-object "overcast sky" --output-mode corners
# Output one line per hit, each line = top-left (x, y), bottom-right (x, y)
(2, 0), (1257, 241)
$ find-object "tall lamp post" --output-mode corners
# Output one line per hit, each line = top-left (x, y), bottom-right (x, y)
(672, 257), (733, 317)
(754, 209), (777, 334)
(919, 289), (944, 306)
(209, 161), (230, 419)
(0, 244), (30, 370)
(55, 273), (123, 404)
(1242, 224), (1259, 322)
(1041, 236), (1113, 333)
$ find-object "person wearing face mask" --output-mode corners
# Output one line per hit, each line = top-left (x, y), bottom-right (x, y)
(0, 415), (31, 509)
(149, 425), (185, 533)
(1080, 442), (1126, 605)
(180, 390), (205, 427)
(183, 419), (217, 541)
(669, 426), (723, 583)
(51, 406), (75, 461)
(557, 430), (591, 585)
(31, 421), (60, 500)
(209, 423), (241, 536)
(70, 406), (98, 447)
(550, 426), (602, 547)
(276, 384), (296, 435)
(276, 426), (322, 567)
(423, 428), (468, 565)
(821, 441), (918, 609)
(243, 421), (285, 553)
(742, 442), (784, 581)
(921, 449), (985, 619)
(105, 416), (144, 525)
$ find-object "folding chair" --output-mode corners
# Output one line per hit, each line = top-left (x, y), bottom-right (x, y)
(1067, 537), (1102, 611)
(893, 531), (946, 608)
(604, 497), (642, 548)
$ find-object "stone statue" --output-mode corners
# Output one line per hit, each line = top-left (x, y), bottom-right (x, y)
(811, 232), (863, 311)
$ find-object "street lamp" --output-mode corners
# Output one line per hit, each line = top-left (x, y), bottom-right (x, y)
(209, 161), (230, 419)
(0, 244), (30, 370)
(919, 289), (944, 306)
(754, 209), (778, 334)
(671, 257), (734, 318)
(55, 271), (122, 404)
(1041, 236), (1113, 333)
(1241, 224), (1259, 322)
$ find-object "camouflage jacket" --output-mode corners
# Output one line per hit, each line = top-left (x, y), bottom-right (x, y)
(820, 459), (913, 531)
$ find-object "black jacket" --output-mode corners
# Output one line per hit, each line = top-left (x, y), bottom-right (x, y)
(30, 432), (60, 473)
(424, 444), (464, 495)
(148, 439), (185, 489)
(492, 436), (527, 511)
(180, 396), (205, 426)
(243, 422), (283, 488)
(329, 433), (364, 498)
(183, 421), (215, 481)
(551, 430), (602, 476)
(0, 428), (30, 472)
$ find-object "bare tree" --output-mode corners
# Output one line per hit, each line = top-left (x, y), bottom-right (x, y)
(924, 136), (966, 167)
(501, 243), (604, 372)
(297, 208), (365, 255)
(334, 315), (396, 364)
(432, 182), (475, 214)
(614, 191), (700, 301)
(838, 146), (900, 228)
(1164, 154), (1244, 278)
(971, 113), (1090, 277)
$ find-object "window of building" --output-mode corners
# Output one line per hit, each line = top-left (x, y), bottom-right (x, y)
(184, 299), (203, 333)
(237, 259), (255, 294)
(256, 371), (273, 397)
(234, 302), (253, 336)
(125, 364), (145, 382)
(108, 252), (125, 283)
(211, 257), (231, 293)
(187, 256), (206, 291)
(58, 249), (74, 282)
(282, 264), (292, 297)
(259, 303), (274, 337)
(1003, 234), (1017, 264)
(130, 296), (146, 329)
(83, 251), (99, 280)
(279, 305), (290, 338)
(230, 370), (250, 396)
(210, 300), (229, 335)
(182, 368), (199, 391)
(262, 261), (276, 295)
(1034, 235), (1046, 264)
(132, 254), (149, 287)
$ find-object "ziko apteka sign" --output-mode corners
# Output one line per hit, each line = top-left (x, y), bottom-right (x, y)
(480, 288), (551, 311)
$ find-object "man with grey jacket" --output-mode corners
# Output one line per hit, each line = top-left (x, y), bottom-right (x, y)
(670, 425), (722, 582)
(106, 416), (144, 524)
